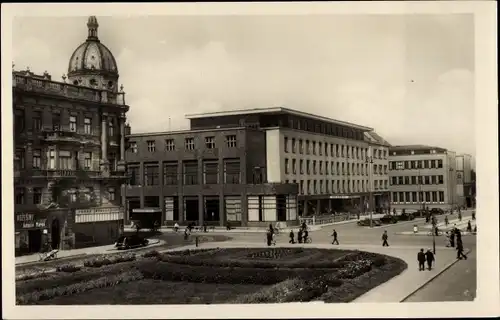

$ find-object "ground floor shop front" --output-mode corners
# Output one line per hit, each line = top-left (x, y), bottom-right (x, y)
(298, 192), (391, 217)
(124, 183), (299, 228)
(14, 206), (124, 256)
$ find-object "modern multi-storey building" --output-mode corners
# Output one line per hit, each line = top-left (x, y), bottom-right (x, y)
(125, 107), (390, 226)
(388, 145), (458, 212)
(13, 16), (129, 255)
(455, 154), (475, 208)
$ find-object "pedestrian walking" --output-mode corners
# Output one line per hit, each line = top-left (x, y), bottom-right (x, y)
(297, 229), (303, 244)
(444, 215), (449, 226)
(417, 248), (426, 271)
(289, 230), (295, 244)
(382, 230), (389, 247)
(266, 230), (272, 246)
(303, 229), (309, 243)
(445, 231), (451, 247)
(183, 228), (189, 241)
(472, 211), (476, 220)
(413, 224), (418, 234)
(425, 249), (435, 270)
(466, 220), (472, 233)
(456, 238), (468, 260)
(331, 229), (339, 245)
(458, 212), (462, 222)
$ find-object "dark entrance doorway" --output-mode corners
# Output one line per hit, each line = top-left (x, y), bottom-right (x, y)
(184, 197), (199, 223)
(276, 195), (287, 221)
(204, 197), (220, 225)
(51, 219), (60, 249)
(127, 198), (141, 221)
(28, 229), (42, 252)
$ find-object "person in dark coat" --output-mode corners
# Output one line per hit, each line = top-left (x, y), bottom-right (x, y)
(382, 230), (389, 246)
(269, 224), (274, 235)
(455, 228), (462, 243)
(297, 229), (303, 244)
(466, 220), (472, 233)
(417, 248), (426, 271)
(266, 230), (272, 246)
(331, 229), (339, 245)
(456, 238), (468, 260)
(289, 230), (295, 244)
(303, 229), (309, 243)
(425, 249), (435, 270)
(450, 230), (455, 247)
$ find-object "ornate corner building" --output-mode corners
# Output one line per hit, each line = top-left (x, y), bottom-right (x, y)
(13, 16), (130, 256)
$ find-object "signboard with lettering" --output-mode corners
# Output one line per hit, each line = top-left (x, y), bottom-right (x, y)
(15, 213), (48, 230)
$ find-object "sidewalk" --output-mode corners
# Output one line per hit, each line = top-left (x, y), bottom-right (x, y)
(159, 241), (466, 303)
(15, 239), (165, 266)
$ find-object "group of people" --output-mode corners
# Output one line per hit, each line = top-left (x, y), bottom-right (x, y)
(287, 222), (310, 244)
(444, 226), (468, 260)
(417, 248), (435, 271)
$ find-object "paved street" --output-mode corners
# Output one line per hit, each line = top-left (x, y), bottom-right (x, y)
(404, 249), (476, 302)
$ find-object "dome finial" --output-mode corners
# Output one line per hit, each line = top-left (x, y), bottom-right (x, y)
(87, 16), (99, 41)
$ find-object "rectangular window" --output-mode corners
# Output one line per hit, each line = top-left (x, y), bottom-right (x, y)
(305, 140), (310, 154)
(432, 191), (438, 203)
(299, 159), (304, 174)
(298, 139), (303, 154)
(438, 175), (444, 184)
(15, 149), (25, 171)
(391, 176), (397, 185)
(325, 143), (328, 156)
(291, 138), (296, 153)
(292, 159), (297, 174)
(203, 161), (219, 184)
(404, 161), (409, 169)
(396, 161), (404, 170)
(431, 175), (437, 184)
(69, 116), (77, 132)
(411, 176), (417, 185)
(185, 138), (195, 150)
(32, 111), (42, 132)
(313, 160), (317, 174)
(284, 137), (289, 153)
(325, 162), (329, 175)
(33, 187), (42, 205)
(128, 165), (140, 185)
(165, 139), (175, 151)
(319, 161), (323, 174)
(300, 180), (304, 194)
(59, 150), (72, 170)
(398, 176), (404, 185)
(312, 141), (316, 155)
(205, 136), (216, 149)
(84, 117), (92, 134)
(84, 152), (92, 170)
(405, 192), (411, 203)
(318, 142), (323, 155)
(285, 158), (289, 174)
(52, 113), (61, 131)
(183, 161), (198, 185)
(109, 188), (116, 201)
(163, 162), (178, 185)
(32, 149), (41, 169)
(226, 135), (237, 148)
(437, 160), (443, 168)
(225, 196), (242, 222)
(404, 176), (410, 185)
(15, 188), (25, 204)
(319, 180), (323, 193)
(144, 164), (159, 186)
(147, 140), (156, 152)
(412, 191), (417, 203)
(313, 180), (317, 193)
(224, 159), (240, 184)
(306, 160), (310, 174)
(439, 191), (445, 202)
(424, 176), (430, 184)
(392, 192), (398, 203)
(423, 160), (429, 169)
(425, 191), (431, 202)
(430, 159), (436, 169)
(399, 192), (404, 203)
(15, 109), (25, 133)
(48, 150), (56, 169)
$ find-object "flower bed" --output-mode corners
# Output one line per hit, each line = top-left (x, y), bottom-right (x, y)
(137, 260), (333, 285)
(83, 253), (136, 268)
(56, 264), (81, 273)
(142, 250), (160, 258)
(17, 270), (144, 305)
(246, 248), (303, 259)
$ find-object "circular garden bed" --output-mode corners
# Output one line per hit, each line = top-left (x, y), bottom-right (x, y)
(16, 247), (407, 305)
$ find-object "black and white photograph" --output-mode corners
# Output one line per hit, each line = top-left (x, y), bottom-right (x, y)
(1, 2), (498, 319)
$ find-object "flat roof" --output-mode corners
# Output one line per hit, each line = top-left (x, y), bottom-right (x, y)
(185, 107), (374, 131)
(127, 126), (246, 138)
(389, 144), (448, 151)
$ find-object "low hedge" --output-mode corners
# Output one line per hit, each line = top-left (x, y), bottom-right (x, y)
(83, 253), (136, 268)
(56, 264), (81, 273)
(16, 271), (51, 282)
(166, 248), (220, 256)
(142, 250), (161, 258)
(137, 261), (334, 285)
(16, 262), (138, 295)
(17, 270), (144, 305)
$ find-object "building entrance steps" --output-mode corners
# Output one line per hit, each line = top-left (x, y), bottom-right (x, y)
(160, 241), (470, 303)
(15, 239), (165, 266)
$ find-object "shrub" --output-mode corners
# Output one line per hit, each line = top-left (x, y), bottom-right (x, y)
(137, 261), (333, 285)
(336, 260), (372, 279)
(166, 248), (220, 256)
(372, 256), (387, 267)
(83, 253), (136, 268)
(142, 250), (160, 258)
(56, 264), (81, 273)
(17, 270), (143, 305)
(16, 271), (50, 282)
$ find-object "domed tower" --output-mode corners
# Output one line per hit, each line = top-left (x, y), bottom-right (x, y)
(67, 16), (119, 92)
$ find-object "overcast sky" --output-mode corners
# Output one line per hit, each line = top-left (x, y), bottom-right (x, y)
(12, 14), (475, 155)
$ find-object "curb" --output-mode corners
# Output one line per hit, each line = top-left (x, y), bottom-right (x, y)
(395, 232), (476, 237)
(15, 253), (88, 267)
(399, 248), (472, 302)
(360, 218), (426, 229)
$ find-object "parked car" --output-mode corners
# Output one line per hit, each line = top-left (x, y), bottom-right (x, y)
(380, 214), (398, 224)
(430, 208), (445, 215)
(357, 218), (382, 227)
(397, 212), (415, 221)
(115, 235), (149, 250)
(413, 209), (427, 217)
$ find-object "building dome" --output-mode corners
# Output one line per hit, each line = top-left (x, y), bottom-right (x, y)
(67, 16), (119, 91)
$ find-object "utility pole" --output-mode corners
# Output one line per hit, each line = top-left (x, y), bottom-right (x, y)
(366, 154), (374, 228)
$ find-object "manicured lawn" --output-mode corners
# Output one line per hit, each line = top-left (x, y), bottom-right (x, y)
(17, 247), (407, 305)
(39, 280), (266, 305)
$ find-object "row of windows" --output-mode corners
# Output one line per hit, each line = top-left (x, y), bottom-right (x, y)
(284, 136), (388, 159)
(286, 179), (389, 195)
(284, 158), (388, 176)
(14, 187), (115, 205)
(129, 135), (238, 153)
(390, 175), (445, 185)
(14, 109), (117, 136)
(391, 191), (445, 203)
(390, 159), (444, 170)
(127, 159), (241, 186)
(14, 149), (98, 171)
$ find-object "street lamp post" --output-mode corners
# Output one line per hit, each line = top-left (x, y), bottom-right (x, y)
(366, 155), (374, 228)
